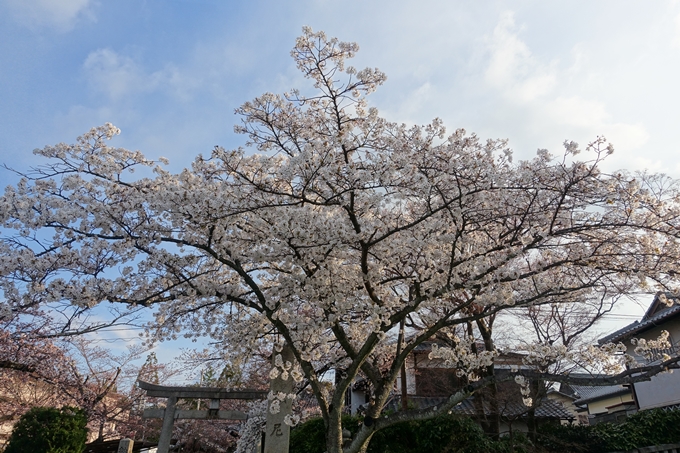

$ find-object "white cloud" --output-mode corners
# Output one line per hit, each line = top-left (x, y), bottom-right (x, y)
(538, 93), (649, 159)
(3, 0), (96, 32)
(546, 96), (608, 129)
(483, 11), (649, 155)
(385, 82), (434, 125)
(83, 49), (197, 102)
(83, 49), (147, 99)
(673, 13), (680, 48)
(485, 11), (557, 103)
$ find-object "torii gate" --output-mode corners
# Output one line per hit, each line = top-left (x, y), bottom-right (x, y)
(139, 343), (296, 453)
(138, 380), (266, 452)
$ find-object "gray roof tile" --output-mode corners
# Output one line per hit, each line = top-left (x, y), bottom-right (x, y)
(599, 293), (680, 344)
(384, 395), (573, 419)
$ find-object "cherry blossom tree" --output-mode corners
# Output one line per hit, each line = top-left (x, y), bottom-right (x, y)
(2, 28), (680, 453)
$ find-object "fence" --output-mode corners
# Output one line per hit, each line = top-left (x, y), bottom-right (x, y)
(609, 443), (680, 453)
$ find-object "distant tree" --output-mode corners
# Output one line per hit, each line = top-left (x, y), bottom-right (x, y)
(0, 331), (72, 446)
(0, 331), (148, 444)
(511, 293), (620, 437)
(4, 406), (88, 453)
(516, 294), (618, 365)
(3, 27), (680, 453)
(0, 273), (145, 444)
(62, 338), (147, 442)
(139, 351), (161, 384)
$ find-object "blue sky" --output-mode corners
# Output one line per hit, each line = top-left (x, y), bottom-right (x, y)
(2, 0), (679, 374)
(3, 0), (680, 176)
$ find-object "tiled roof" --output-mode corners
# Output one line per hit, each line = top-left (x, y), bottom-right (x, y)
(456, 397), (573, 419)
(413, 340), (505, 354)
(384, 395), (573, 420)
(599, 293), (680, 344)
(384, 395), (447, 412)
(569, 384), (630, 404)
(557, 373), (632, 405)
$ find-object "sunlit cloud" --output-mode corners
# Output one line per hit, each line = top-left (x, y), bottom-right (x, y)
(544, 96), (648, 149)
(483, 11), (650, 157)
(485, 11), (557, 103)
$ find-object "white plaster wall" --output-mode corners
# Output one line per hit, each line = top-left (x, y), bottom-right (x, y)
(587, 393), (634, 415)
(350, 388), (367, 414)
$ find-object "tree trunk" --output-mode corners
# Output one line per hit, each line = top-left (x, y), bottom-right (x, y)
(473, 320), (501, 439)
(486, 377), (501, 440)
(527, 407), (537, 442)
(527, 379), (544, 442)
(325, 408), (344, 453)
(325, 414), (375, 453)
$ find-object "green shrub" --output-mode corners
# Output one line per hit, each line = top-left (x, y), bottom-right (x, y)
(4, 406), (88, 453)
(290, 409), (680, 453)
(291, 407), (680, 453)
(591, 420), (636, 452)
(492, 432), (533, 453)
(289, 416), (326, 453)
(536, 423), (603, 453)
(290, 413), (493, 453)
(416, 415), (491, 453)
(623, 407), (680, 446)
(536, 408), (680, 453)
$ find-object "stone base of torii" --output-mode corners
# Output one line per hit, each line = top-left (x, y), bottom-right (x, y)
(138, 343), (296, 453)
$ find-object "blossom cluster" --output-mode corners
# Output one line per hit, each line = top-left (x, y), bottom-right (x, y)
(234, 400), (267, 453)
(428, 337), (497, 381)
(267, 390), (296, 415)
(514, 375), (533, 407)
(520, 341), (630, 375)
(631, 330), (672, 362)
(268, 353), (304, 383)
